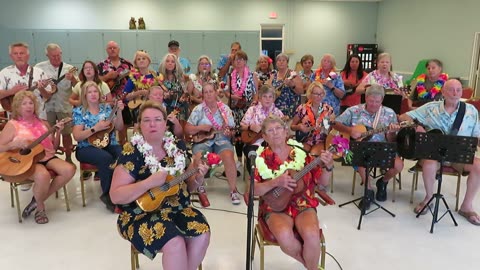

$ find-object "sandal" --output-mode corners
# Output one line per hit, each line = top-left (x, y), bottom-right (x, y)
(22, 197), (37, 218)
(34, 209), (49, 224)
(458, 210), (480, 226)
(413, 202), (431, 215)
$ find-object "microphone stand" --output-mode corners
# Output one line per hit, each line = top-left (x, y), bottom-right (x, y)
(245, 152), (256, 270)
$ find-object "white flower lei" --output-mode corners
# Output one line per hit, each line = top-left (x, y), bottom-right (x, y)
(130, 131), (186, 176)
(255, 139), (307, 179)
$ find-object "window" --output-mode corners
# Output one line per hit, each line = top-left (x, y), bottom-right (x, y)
(260, 25), (284, 63)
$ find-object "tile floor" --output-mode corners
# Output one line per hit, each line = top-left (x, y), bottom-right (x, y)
(0, 157), (479, 270)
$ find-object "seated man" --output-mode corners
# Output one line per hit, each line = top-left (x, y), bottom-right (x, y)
(334, 84), (403, 207)
(399, 79), (480, 225)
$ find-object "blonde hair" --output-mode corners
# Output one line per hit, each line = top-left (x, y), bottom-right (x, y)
(306, 81), (326, 100)
(255, 55), (273, 73)
(80, 81), (101, 114)
(133, 50), (152, 68)
(320, 54), (337, 71)
(137, 100), (167, 125)
(11, 91), (39, 119)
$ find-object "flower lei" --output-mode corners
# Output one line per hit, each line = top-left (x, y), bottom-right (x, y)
(255, 139), (307, 179)
(130, 131), (186, 176)
(231, 67), (250, 96)
(203, 102), (229, 130)
(331, 135), (353, 164)
(314, 68), (334, 83)
(416, 73), (448, 99)
(129, 69), (164, 89)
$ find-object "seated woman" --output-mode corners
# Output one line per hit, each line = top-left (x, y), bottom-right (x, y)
(407, 59), (448, 110)
(253, 116), (333, 270)
(340, 54), (368, 113)
(147, 85), (183, 138)
(72, 81), (125, 212)
(110, 101), (210, 270)
(240, 84), (284, 169)
(69, 60), (113, 107)
(0, 91), (75, 224)
(291, 81), (334, 152)
(185, 82), (240, 205)
(186, 55), (219, 109)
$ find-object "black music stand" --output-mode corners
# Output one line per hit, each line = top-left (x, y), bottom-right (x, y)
(413, 132), (477, 233)
(339, 141), (397, 230)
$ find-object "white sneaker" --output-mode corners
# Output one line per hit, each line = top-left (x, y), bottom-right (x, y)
(236, 161), (242, 170)
(20, 183), (33, 191)
(230, 192), (241, 205)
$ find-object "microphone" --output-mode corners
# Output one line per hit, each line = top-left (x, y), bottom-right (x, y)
(248, 150), (257, 171)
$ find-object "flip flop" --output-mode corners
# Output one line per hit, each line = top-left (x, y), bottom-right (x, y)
(413, 202), (431, 215)
(458, 210), (480, 226)
(34, 209), (49, 224)
(22, 197), (37, 218)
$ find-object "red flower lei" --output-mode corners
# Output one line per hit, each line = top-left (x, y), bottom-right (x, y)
(231, 67), (250, 96)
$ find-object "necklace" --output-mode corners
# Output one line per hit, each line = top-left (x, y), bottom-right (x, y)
(255, 139), (307, 179)
(129, 68), (162, 89)
(130, 131), (186, 176)
(203, 101), (228, 130)
(416, 73), (448, 99)
(231, 67), (249, 96)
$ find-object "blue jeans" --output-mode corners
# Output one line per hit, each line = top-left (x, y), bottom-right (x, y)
(76, 144), (122, 194)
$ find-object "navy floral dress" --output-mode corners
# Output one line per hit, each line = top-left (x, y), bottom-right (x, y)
(116, 142), (210, 259)
(273, 70), (301, 119)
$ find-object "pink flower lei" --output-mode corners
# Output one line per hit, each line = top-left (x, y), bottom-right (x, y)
(203, 102), (229, 130)
(231, 66), (250, 96)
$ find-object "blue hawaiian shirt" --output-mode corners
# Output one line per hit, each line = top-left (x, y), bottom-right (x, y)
(406, 101), (480, 137)
(73, 104), (119, 148)
(336, 104), (398, 142)
(315, 72), (345, 115)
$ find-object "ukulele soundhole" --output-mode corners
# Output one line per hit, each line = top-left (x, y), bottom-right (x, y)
(19, 148), (31, 155)
(8, 156), (20, 163)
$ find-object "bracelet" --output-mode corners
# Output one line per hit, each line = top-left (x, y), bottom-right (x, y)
(323, 165), (334, 172)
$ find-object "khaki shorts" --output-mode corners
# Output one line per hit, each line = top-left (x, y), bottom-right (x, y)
(46, 111), (73, 135)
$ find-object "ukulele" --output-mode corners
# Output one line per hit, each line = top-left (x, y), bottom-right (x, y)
(241, 129), (262, 145)
(107, 69), (130, 93)
(0, 117), (72, 182)
(136, 157), (211, 212)
(186, 127), (234, 144)
(0, 78), (53, 112)
(262, 144), (340, 212)
(44, 67), (79, 102)
(88, 101), (122, 148)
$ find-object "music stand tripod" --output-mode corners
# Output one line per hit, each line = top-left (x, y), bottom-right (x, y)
(413, 132), (477, 233)
(339, 141), (397, 230)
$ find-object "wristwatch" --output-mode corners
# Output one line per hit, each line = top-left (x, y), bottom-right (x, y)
(90, 128), (96, 133)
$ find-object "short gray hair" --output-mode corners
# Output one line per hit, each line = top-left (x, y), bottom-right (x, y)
(276, 53), (289, 63)
(45, 43), (61, 54)
(365, 84), (385, 98)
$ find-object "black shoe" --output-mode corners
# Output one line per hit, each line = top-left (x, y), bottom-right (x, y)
(359, 189), (374, 210)
(375, 178), (388, 202)
(100, 193), (115, 213)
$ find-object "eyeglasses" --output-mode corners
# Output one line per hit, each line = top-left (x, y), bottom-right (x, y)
(264, 126), (285, 135)
(141, 117), (164, 124)
(311, 92), (325, 97)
